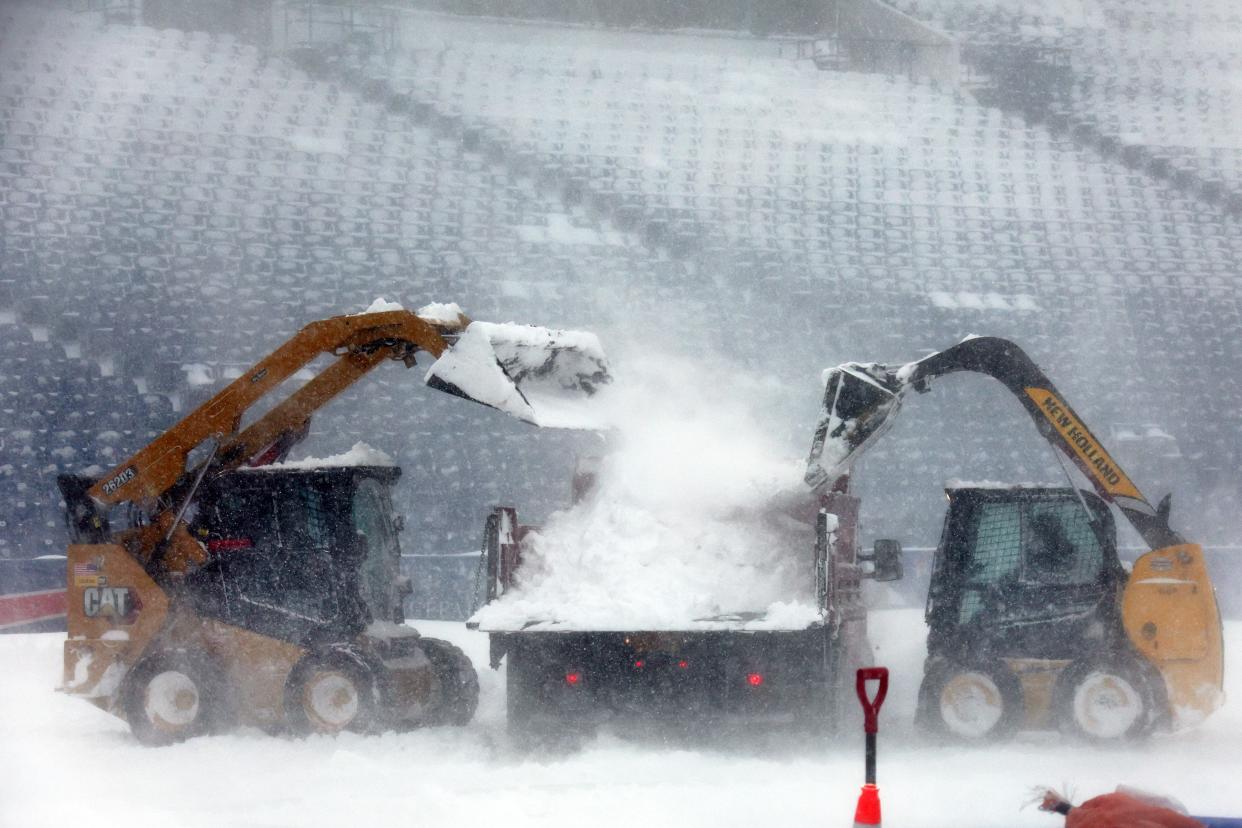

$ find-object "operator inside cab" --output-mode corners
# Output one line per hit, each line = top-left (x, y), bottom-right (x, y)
(1025, 510), (1076, 578)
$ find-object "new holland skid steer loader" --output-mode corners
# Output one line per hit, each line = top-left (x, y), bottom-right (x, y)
(805, 336), (1224, 741)
(58, 304), (609, 744)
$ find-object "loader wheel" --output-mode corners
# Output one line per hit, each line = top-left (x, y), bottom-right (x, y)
(1053, 657), (1161, 742)
(285, 650), (379, 736)
(420, 638), (480, 726)
(122, 652), (223, 746)
(918, 659), (1022, 742)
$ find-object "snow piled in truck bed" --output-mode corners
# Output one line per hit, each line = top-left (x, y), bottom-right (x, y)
(471, 355), (821, 631)
(5, 615), (1242, 828)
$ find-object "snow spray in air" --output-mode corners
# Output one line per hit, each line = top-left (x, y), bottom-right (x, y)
(469, 351), (821, 631)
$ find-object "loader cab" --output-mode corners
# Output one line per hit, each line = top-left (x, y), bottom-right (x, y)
(185, 464), (409, 646)
(925, 486), (1128, 661)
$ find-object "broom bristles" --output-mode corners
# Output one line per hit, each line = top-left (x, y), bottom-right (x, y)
(1028, 786), (1074, 816)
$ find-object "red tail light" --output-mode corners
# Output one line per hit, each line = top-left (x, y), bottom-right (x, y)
(633, 660), (645, 669)
(565, 671), (582, 687)
(747, 672), (764, 687)
(677, 660), (689, 670)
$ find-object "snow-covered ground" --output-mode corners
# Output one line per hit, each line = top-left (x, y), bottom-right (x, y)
(3, 612), (1240, 828)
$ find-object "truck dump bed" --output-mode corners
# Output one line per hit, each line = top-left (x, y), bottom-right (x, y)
(473, 497), (875, 736)
(469, 498), (825, 634)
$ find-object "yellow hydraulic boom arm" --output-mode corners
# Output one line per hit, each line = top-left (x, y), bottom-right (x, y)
(85, 306), (608, 574)
(91, 309), (460, 509)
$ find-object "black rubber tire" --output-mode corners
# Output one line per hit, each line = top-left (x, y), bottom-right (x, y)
(419, 637), (480, 726)
(917, 658), (1023, 742)
(284, 648), (380, 736)
(1052, 656), (1162, 742)
(122, 650), (225, 746)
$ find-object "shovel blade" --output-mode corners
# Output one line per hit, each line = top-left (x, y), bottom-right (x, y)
(424, 321), (612, 428)
(805, 363), (905, 489)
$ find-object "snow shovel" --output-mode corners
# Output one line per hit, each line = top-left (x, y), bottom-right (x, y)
(423, 316), (612, 429)
(853, 667), (889, 828)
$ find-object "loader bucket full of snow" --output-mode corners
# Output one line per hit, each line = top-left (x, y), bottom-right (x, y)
(805, 363), (905, 490)
(424, 321), (612, 428)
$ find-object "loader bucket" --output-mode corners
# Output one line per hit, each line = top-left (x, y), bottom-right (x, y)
(424, 321), (612, 428)
(805, 363), (905, 489)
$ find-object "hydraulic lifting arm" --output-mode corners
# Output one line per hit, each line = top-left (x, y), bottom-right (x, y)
(90, 309), (462, 509)
(807, 336), (1180, 551)
(806, 336), (1223, 722)
(896, 336), (1180, 550)
(84, 306), (609, 573)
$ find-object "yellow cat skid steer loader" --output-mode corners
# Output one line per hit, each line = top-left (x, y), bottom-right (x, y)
(805, 336), (1223, 741)
(59, 304), (609, 744)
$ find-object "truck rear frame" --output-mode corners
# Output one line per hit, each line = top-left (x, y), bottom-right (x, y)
(475, 490), (891, 737)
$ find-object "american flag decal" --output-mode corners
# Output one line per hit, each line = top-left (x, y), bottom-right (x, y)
(73, 559), (102, 586)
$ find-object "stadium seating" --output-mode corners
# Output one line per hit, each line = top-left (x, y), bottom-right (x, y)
(356, 30), (1242, 487)
(0, 5), (641, 555)
(2, 1), (1241, 569)
(887, 0), (1242, 197)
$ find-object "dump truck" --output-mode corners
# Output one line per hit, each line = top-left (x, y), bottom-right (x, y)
(60, 303), (609, 744)
(472, 472), (900, 740)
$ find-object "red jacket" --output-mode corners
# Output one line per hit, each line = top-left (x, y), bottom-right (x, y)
(1067, 792), (1204, 828)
